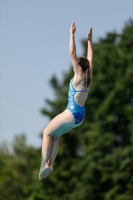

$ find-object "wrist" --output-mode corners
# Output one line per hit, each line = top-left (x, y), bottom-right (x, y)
(70, 32), (74, 36)
(87, 38), (92, 42)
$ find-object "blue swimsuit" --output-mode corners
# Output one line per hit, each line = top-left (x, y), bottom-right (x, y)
(66, 78), (89, 124)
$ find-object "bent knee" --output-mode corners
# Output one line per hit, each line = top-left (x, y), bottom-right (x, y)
(43, 128), (51, 137)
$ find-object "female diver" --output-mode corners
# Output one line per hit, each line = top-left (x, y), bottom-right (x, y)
(39, 22), (93, 180)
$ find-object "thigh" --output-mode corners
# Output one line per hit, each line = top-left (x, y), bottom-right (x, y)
(54, 126), (73, 138)
(54, 118), (84, 138)
(44, 109), (75, 137)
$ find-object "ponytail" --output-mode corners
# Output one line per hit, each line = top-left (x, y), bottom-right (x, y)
(77, 57), (91, 87)
(86, 68), (91, 87)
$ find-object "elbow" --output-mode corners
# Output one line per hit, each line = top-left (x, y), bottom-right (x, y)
(88, 54), (93, 60)
(69, 53), (76, 59)
(69, 50), (76, 56)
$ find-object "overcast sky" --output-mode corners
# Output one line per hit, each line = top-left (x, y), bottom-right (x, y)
(1, 0), (133, 148)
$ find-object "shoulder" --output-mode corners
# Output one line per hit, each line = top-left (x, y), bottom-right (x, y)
(73, 73), (85, 87)
(70, 54), (82, 74)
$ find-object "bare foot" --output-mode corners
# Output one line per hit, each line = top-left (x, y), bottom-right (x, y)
(44, 166), (53, 178)
(38, 163), (49, 180)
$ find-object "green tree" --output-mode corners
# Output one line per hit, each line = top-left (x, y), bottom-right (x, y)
(0, 135), (41, 200)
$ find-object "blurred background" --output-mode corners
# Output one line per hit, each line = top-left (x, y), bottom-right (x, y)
(0, 0), (133, 200)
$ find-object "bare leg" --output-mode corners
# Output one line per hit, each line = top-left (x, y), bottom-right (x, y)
(48, 137), (59, 169)
(38, 130), (52, 180)
(38, 110), (77, 180)
(45, 127), (75, 178)
(41, 133), (52, 166)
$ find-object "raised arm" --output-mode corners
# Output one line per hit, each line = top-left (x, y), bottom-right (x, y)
(69, 22), (76, 55)
(87, 28), (93, 78)
(69, 22), (80, 74)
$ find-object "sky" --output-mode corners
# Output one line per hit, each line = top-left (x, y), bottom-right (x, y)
(1, 0), (133, 148)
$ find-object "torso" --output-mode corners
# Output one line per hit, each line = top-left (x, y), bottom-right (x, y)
(70, 75), (89, 106)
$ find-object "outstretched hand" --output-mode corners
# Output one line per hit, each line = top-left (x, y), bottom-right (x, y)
(70, 22), (76, 34)
(87, 27), (92, 40)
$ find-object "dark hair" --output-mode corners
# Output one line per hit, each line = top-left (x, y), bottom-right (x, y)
(77, 57), (91, 87)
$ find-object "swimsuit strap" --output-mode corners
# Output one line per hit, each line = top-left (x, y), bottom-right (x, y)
(70, 78), (89, 93)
